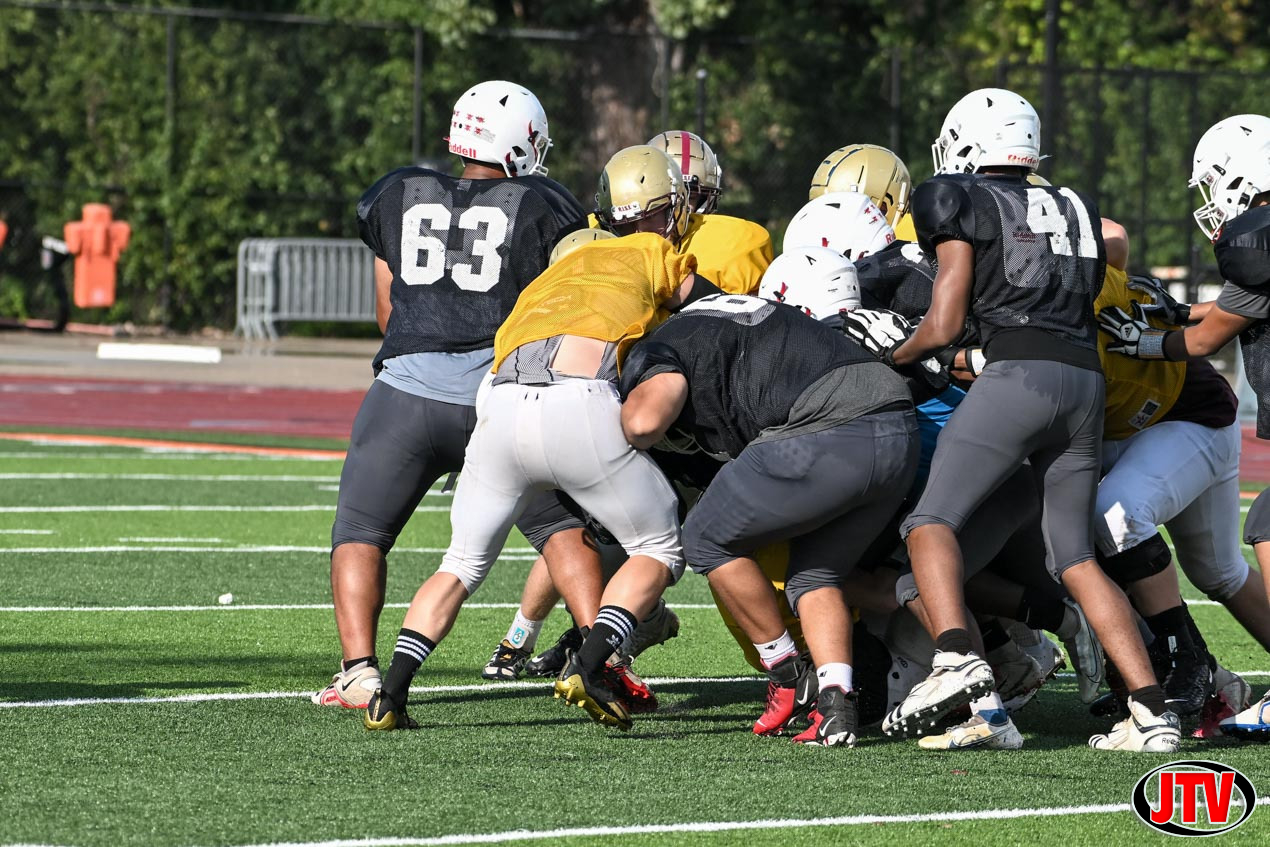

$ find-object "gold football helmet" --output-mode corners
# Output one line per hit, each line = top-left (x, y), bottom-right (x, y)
(1026, 173), (1052, 187)
(647, 130), (723, 214)
(596, 145), (691, 244)
(809, 144), (911, 227)
(548, 228), (616, 266)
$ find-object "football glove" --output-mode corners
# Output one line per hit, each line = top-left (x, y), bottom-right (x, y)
(842, 308), (912, 363)
(1097, 302), (1169, 359)
(1125, 275), (1191, 325)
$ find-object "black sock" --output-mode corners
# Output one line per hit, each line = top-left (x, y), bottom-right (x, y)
(576, 605), (637, 673)
(1144, 605), (1188, 643)
(980, 618), (1010, 653)
(1180, 603), (1211, 654)
(342, 655), (377, 673)
(382, 628), (435, 705)
(936, 628), (973, 655)
(1018, 588), (1065, 633)
(1129, 684), (1168, 715)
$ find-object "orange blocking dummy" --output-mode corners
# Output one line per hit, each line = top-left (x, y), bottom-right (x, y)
(64, 204), (130, 308)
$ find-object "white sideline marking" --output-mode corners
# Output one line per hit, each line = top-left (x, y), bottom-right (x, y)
(116, 537), (226, 543)
(0, 505), (440, 513)
(0, 676), (760, 709)
(0, 529), (54, 535)
(0, 450), (333, 461)
(0, 602), (723, 613)
(207, 799), (1270, 847)
(0, 473), (339, 482)
(97, 341), (222, 364)
(0, 545), (537, 556)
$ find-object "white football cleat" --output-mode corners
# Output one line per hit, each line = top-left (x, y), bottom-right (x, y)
(1005, 624), (1066, 680)
(918, 714), (1024, 750)
(987, 640), (1046, 714)
(311, 661), (381, 708)
(882, 650), (995, 737)
(1059, 599), (1105, 704)
(1218, 690), (1270, 741)
(1088, 698), (1181, 752)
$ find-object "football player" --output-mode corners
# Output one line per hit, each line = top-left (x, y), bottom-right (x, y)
(1098, 113), (1270, 739)
(810, 144), (915, 239)
(848, 88), (1179, 752)
(314, 80), (586, 709)
(621, 292), (919, 746)
(365, 148), (722, 732)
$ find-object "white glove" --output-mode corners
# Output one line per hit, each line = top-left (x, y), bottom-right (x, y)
(842, 308), (912, 363)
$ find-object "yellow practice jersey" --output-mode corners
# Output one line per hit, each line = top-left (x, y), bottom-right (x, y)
(680, 213), (774, 295)
(1097, 265), (1187, 440)
(493, 233), (695, 374)
(893, 212), (916, 243)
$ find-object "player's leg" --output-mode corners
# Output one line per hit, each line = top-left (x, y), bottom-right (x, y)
(320, 383), (473, 708)
(1219, 487), (1270, 740)
(365, 383), (533, 730)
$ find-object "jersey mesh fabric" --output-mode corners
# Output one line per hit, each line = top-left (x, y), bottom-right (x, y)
(679, 213), (774, 295)
(630, 295), (878, 459)
(912, 173), (1105, 350)
(1096, 265), (1187, 439)
(358, 167), (585, 371)
(855, 240), (980, 347)
(1216, 207), (1270, 438)
(492, 233), (695, 374)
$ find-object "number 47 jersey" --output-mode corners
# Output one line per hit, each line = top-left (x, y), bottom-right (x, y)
(358, 166), (586, 372)
(912, 173), (1106, 354)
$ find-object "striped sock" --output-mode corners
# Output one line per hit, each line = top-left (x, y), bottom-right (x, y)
(382, 628), (435, 705)
(576, 605), (637, 673)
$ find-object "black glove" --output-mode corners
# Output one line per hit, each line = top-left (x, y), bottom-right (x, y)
(841, 308), (912, 363)
(1125, 275), (1191, 325)
(1097, 302), (1170, 359)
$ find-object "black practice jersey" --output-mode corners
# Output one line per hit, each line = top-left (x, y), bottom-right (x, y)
(358, 166), (586, 370)
(1217, 206), (1270, 438)
(622, 294), (878, 460)
(856, 239), (981, 346)
(911, 173), (1105, 358)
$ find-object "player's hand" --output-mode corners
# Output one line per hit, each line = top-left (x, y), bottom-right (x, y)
(1097, 302), (1169, 359)
(842, 308), (912, 363)
(1125, 275), (1191, 325)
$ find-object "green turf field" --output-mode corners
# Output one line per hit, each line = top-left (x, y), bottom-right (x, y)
(0, 436), (1267, 846)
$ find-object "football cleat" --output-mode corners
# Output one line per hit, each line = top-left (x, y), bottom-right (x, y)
(363, 689), (419, 731)
(553, 652), (632, 731)
(1005, 623), (1066, 680)
(753, 654), (811, 736)
(481, 639), (532, 681)
(1150, 634), (1214, 717)
(882, 650), (995, 737)
(918, 714), (1024, 750)
(1059, 599), (1105, 704)
(311, 661), (381, 709)
(1219, 690), (1270, 741)
(792, 686), (858, 748)
(620, 599), (680, 663)
(1088, 698), (1181, 752)
(1194, 665), (1254, 739)
(608, 658), (658, 714)
(525, 626), (583, 678)
(987, 639), (1046, 714)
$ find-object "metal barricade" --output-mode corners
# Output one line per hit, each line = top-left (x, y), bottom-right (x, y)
(235, 238), (376, 339)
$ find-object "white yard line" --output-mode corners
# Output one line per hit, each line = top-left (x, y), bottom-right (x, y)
(0, 505), (437, 513)
(116, 537), (226, 543)
(0, 473), (340, 482)
(0, 602), (722, 613)
(0, 450), (334, 461)
(0, 545), (537, 556)
(0, 676), (759, 709)
(0, 529), (54, 535)
(206, 799), (1270, 847)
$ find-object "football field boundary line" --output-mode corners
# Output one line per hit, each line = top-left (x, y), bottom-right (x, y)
(0, 676), (761, 709)
(0, 545), (531, 555)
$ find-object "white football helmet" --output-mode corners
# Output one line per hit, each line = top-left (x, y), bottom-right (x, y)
(1189, 114), (1270, 241)
(758, 247), (861, 319)
(782, 192), (896, 261)
(932, 88), (1041, 175)
(447, 80), (551, 177)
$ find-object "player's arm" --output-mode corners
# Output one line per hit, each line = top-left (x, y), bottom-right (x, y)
(890, 240), (973, 365)
(622, 372), (688, 450)
(374, 258), (393, 334)
(1102, 218), (1128, 272)
(1164, 306), (1254, 358)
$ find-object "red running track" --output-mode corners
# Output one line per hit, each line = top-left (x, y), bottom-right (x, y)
(0, 374), (364, 440)
(3, 373), (1270, 482)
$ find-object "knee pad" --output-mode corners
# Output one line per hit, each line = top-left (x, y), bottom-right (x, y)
(624, 538), (686, 584)
(437, 555), (492, 596)
(1095, 532), (1172, 587)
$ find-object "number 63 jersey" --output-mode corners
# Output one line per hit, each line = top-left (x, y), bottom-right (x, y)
(912, 173), (1106, 355)
(358, 166), (586, 372)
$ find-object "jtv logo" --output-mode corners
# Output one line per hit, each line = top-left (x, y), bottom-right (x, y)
(1132, 761), (1256, 836)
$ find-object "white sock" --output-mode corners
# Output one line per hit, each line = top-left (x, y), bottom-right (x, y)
(754, 631), (798, 670)
(970, 690), (1008, 724)
(816, 662), (853, 692)
(505, 610), (544, 652)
